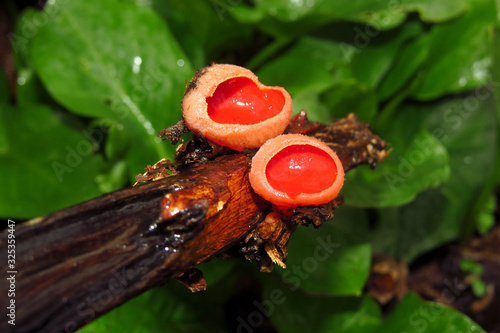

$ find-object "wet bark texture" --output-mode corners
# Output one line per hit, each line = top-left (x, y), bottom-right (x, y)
(0, 112), (388, 333)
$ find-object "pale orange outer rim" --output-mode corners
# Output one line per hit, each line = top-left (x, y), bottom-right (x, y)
(249, 134), (345, 207)
(182, 64), (293, 151)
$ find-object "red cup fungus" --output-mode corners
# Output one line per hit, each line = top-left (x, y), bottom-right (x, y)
(249, 134), (344, 207)
(182, 64), (293, 151)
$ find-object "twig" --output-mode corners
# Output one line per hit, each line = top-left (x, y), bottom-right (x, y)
(0, 112), (388, 333)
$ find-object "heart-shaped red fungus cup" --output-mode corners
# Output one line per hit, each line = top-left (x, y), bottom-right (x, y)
(182, 64), (293, 150)
(249, 134), (344, 208)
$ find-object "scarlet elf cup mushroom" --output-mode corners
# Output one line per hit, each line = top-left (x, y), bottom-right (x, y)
(182, 64), (293, 151)
(181, 64), (344, 207)
(249, 134), (344, 208)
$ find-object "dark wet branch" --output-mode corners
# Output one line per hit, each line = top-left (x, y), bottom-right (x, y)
(0, 112), (388, 333)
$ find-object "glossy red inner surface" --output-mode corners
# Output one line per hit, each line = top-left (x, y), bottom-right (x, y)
(266, 145), (337, 197)
(207, 77), (285, 125)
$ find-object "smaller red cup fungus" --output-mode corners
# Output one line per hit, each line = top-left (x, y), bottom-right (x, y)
(249, 134), (344, 208)
(182, 64), (293, 151)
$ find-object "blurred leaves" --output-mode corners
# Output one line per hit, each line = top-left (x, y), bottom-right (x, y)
(342, 129), (450, 207)
(230, 0), (468, 31)
(369, 93), (497, 262)
(263, 280), (484, 333)
(263, 285), (382, 333)
(79, 282), (230, 333)
(257, 36), (355, 121)
(257, 37), (351, 96)
(350, 21), (423, 89)
(375, 293), (485, 333)
(3, 0), (499, 331)
(151, 0), (254, 67)
(475, 194), (496, 234)
(411, 0), (495, 99)
(0, 71), (8, 152)
(2, 0), (196, 216)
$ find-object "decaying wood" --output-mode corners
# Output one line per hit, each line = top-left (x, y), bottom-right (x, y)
(0, 112), (388, 333)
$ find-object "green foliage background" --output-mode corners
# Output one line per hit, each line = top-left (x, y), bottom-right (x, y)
(2, 0), (499, 331)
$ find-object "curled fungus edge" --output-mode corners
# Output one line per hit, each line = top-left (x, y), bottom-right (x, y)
(249, 134), (344, 208)
(182, 64), (293, 151)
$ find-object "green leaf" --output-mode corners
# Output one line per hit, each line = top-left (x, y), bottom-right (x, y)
(280, 207), (371, 296)
(260, 278), (381, 333)
(256, 36), (355, 121)
(459, 258), (484, 275)
(342, 128), (450, 207)
(95, 160), (128, 193)
(412, 0), (496, 100)
(79, 284), (227, 333)
(350, 22), (422, 89)
(195, 259), (237, 286)
(378, 292), (485, 333)
(377, 33), (431, 100)
(262, 279), (484, 333)
(0, 103), (106, 218)
(471, 278), (487, 298)
(9, 8), (40, 61)
(255, 23), (427, 124)
(15, 67), (43, 106)
(404, 0), (468, 22)
(423, 89), (497, 226)
(232, 0), (467, 30)
(370, 92), (497, 262)
(151, 0), (254, 68)
(369, 189), (445, 260)
(288, 91), (332, 122)
(0, 72), (10, 154)
(257, 36), (353, 96)
(257, 23), (426, 124)
(10, 9), (63, 109)
(475, 194), (496, 234)
(78, 267), (250, 333)
(149, 0), (207, 69)
(30, 0), (194, 180)
(101, 121), (130, 163)
(320, 80), (378, 122)
(493, 28), (500, 121)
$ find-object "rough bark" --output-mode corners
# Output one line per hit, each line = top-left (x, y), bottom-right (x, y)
(0, 112), (388, 333)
